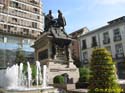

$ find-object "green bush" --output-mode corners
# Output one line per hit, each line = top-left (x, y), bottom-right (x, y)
(88, 48), (122, 93)
(53, 75), (65, 84)
(23, 63), (37, 80)
(31, 64), (37, 79)
(23, 63), (27, 75)
(79, 67), (90, 82)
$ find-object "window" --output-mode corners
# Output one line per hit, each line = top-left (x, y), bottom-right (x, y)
(115, 43), (124, 58)
(113, 28), (122, 41)
(115, 44), (123, 54)
(12, 18), (17, 24)
(33, 8), (39, 13)
(82, 39), (87, 49)
(12, 2), (19, 8)
(114, 28), (120, 36)
(103, 32), (110, 44)
(82, 52), (88, 64)
(91, 36), (97, 47)
(7, 36), (18, 44)
(32, 22), (37, 28)
(103, 32), (109, 39)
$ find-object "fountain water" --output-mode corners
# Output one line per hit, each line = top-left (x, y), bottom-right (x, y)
(0, 62), (40, 89)
(0, 61), (58, 93)
(18, 63), (24, 87)
(36, 61), (42, 86)
(42, 65), (47, 88)
(27, 62), (32, 87)
(0, 65), (19, 89)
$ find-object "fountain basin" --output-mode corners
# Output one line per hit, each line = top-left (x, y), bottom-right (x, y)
(7, 87), (58, 93)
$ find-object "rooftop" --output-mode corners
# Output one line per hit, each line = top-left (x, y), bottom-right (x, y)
(79, 16), (125, 38)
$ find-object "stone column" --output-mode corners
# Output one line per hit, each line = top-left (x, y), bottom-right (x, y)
(68, 43), (73, 62)
(48, 40), (52, 60)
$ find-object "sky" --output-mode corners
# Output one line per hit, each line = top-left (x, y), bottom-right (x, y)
(42, 0), (125, 34)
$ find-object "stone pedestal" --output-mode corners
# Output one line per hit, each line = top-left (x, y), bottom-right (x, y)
(47, 60), (79, 84)
(32, 27), (79, 84)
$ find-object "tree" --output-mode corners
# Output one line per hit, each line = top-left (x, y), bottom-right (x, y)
(15, 48), (26, 65)
(88, 48), (122, 93)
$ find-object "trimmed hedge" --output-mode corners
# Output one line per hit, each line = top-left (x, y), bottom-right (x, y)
(54, 75), (65, 84)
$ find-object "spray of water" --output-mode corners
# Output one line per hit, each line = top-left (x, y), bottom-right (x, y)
(36, 61), (42, 86)
(27, 62), (32, 88)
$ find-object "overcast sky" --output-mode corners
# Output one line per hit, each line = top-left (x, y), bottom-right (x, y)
(42, 0), (125, 33)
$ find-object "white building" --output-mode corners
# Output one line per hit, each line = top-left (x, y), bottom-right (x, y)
(79, 16), (125, 78)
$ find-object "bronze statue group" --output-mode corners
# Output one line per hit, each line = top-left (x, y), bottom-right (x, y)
(44, 10), (66, 31)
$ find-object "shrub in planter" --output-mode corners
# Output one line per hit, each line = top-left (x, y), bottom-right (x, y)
(88, 48), (122, 93)
(76, 67), (90, 88)
(79, 67), (90, 82)
(54, 75), (65, 84)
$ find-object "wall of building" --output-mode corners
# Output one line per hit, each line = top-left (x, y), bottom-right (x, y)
(0, 0), (43, 37)
(79, 19), (125, 65)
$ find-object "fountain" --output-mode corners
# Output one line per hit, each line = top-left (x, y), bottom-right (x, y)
(27, 62), (32, 88)
(0, 64), (19, 89)
(0, 61), (58, 93)
(36, 61), (42, 86)
(42, 65), (47, 88)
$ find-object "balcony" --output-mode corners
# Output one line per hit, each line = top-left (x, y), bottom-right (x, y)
(116, 53), (124, 59)
(16, 0), (40, 7)
(10, 1), (40, 14)
(114, 35), (122, 42)
(103, 38), (110, 44)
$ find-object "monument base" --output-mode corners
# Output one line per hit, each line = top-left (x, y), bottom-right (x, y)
(44, 59), (79, 84)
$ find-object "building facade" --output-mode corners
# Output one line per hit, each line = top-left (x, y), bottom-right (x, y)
(69, 27), (89, 66)
(0, 0), (43, 68)
(79, 16), (125, 78)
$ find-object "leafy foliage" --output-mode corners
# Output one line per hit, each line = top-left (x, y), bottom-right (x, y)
(53, 75), (65, 84)
(31, 64), (37, 79)
(88, 48), (122, 93)
(79, 67), (90, 82)
(23, 63), (37, 80)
